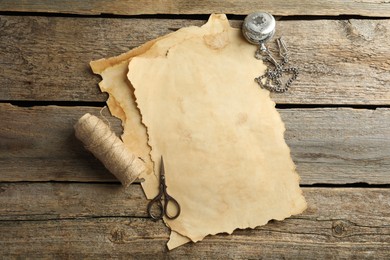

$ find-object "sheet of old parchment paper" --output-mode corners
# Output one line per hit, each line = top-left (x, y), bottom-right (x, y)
(90, 21), (216, 201)
(128, 14), (307, 247)
(90, 22), (212, 247)
(91, 14), (306, 249)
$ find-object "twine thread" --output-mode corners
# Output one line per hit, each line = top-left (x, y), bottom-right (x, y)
(74, 113), (145, 187)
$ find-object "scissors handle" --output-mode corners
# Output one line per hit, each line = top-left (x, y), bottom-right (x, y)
(147, 194), (164, 220)
(147, 192), (181, 220)
(164, 194), (181, 220)
(147, 156), (181, 221)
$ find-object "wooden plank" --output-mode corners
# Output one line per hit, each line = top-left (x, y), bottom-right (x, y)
(0, 104), (120, 183)
(0, 183), (388, 222)
(1, 104), (389, 184)
(1, 0), (390, 17)
(0, 183), (146, 220)
(1, 16), (390, 105)
(0, 187), (389, 258)
(281, 107), (390, 185)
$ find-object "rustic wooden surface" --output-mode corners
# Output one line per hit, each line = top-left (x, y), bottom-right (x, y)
(1, 16), (390, 105)
(1, 0), (390, 17)
(1, 104), (389, 184)
(0, 1), (389, 259)
(1, 186), (389, 258)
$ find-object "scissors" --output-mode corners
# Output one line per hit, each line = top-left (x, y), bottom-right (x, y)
(147, 156), (181, 220)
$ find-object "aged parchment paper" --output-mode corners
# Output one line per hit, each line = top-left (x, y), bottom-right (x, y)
(91, 14), (306, 249)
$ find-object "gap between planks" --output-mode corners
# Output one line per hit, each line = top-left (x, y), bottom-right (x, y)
(5, 100), (390, 110)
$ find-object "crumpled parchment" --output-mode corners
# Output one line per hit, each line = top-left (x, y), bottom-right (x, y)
(91, 14), (307, 249)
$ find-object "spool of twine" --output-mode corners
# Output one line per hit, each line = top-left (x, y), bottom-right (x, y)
(74, 113), (145, 187)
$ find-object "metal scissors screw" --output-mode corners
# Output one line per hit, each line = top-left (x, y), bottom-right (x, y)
(147, 156), (181, 221)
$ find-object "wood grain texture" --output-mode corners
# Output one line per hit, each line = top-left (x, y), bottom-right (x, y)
(1, 103), (389, 184)
(281, 107), (390, 185)
(0, 187), (389, 258)
(0, 3), (388, 258)
(0, 104), (121, 183)
(1, 0), (390, 17)
(0, 183), (146, 221)
(1, 16), (390, 105)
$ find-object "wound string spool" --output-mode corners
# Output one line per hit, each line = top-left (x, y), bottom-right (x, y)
(74, 113), (145, 187)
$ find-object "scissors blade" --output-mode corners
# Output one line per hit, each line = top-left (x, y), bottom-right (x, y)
(160, 156), (165, 180)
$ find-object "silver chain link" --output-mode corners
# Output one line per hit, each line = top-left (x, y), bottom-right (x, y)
(254, 37), (299, 93)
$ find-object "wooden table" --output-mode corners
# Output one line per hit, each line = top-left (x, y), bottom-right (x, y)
(1, 1), (389, 258)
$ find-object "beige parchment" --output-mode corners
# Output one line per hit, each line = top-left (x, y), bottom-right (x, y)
(90, 22), (207, 247)
(128, 14), (307, 247)
(91, 14), (307, 249)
